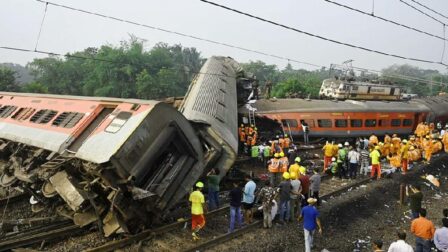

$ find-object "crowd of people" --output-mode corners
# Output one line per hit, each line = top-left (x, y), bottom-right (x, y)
(188, 121), (448, 251)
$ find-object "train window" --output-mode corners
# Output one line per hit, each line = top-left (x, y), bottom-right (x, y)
(281, 119), (298, 128)
(350, 119), (362, 127)
(52, 112), (85, 128)
(379, 119), (390, 127)
(105, 112), (132, 133)
(365, 119), (377, 127)
(391, 119), (401, 127)
(300, 119), (315, 128)
(403, 119), (413, 126)
(11, 107), (36, 121)
(30, 109), (58, 124)
(335, 119), (347, 127)
(317, 119), (332, 128)
(0, 105), (18, 118)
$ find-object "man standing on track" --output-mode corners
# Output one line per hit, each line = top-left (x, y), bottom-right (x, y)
(370, 146), (381, 179)
(189, 181), (207, 241)
(411, 208), (435, 252)
(298, 198), (322, 252)
(242, 174), (256, 224)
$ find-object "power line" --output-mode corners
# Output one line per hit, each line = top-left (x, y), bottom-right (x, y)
(197, 0), (447, 67)
(33, 0), (322, 69)
(34, 2), (48, 51)
(333, 64), (448, 88)
(2, 45), (447, 89)
(399, 0), (447, 26)
(409, 0), (448, 20)
(321, 0), (447, 42)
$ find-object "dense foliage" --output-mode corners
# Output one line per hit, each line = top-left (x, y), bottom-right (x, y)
(0, 39), (446, 99)
(25, 38), (204, 99)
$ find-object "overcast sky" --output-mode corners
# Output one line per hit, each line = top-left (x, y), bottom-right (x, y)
(1, 0), (448, 73)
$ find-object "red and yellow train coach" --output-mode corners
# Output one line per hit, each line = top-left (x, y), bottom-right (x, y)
(241, 97), (448, 139)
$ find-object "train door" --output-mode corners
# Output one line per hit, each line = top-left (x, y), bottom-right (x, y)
(68, 106), (116, 152)
(389, 88), (395, 95)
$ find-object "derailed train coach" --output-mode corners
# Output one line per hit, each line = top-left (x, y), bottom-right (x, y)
(240, 96), (448, 139)
(0, 56), (248, 236)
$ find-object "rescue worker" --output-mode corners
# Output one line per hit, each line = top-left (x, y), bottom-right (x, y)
(262, 143), (272, 167)
(322, 141), (334, 173)
(239, 124), (246, 154)
(289, 157), (302, 180)
(337, 143), (347, 179)
(370, 146), (381, 179)
(432, 139), (442, 154)
(400, 139), (410, 174)
(190, 181), (207, 241)
(267, 153), (280, 185)
(423, 135), (433, 163)
(329, 157), (338, 177)
(415, 122), (424, 137)
(283, 134), (291, 153)
(391, 134), (401, 155)
(369, 134), (379, 147)
(246, 134), (253, 155)
(443, 129), (448, 153)
(386, 153), (401, 169)
(383, 133), (391, 157)
(251, 144), (259, 165)
(278, 135), (285, 150)
(279, 152), (289, 175)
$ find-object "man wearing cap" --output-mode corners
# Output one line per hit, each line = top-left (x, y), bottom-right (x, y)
(278, 172), (292, 224)
(189, 181), (207, 240)
(337, 143), (347, 179)
(370, 146), (381, 179)
(289, 157), (302, 180)
(267, 153), (280, 185)
(322, 141), (334, 173)
(298, 197), (322, 252)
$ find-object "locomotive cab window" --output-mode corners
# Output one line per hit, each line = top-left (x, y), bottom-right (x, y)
(365, 119), (376, 127)
(391, 119), (401, 127)
(317, 119), (332, 128)
(281, 119), (298, 128)
(105, 112), (132, 133)
(335, 119), (347, 128)
(403, 119), (413, 126)
(350, 119), (362, 127)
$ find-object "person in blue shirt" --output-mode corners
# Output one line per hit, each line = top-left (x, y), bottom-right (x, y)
(298, 198), (322, 252)
(242, 174), (256, 224)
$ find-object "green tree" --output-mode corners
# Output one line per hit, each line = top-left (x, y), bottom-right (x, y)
(0, 67), (20, 91)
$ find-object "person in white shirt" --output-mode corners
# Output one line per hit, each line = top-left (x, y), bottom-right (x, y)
(347, 146), (360, 179)
(388, 231), (414, 252)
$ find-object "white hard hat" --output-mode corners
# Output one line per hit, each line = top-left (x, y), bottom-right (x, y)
(338, 143), (343, 148)
(344, 142), (349, 146)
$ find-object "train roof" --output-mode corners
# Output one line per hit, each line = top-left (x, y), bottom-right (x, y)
(0, 91), (159, 105)
(242, 98), (429, 113)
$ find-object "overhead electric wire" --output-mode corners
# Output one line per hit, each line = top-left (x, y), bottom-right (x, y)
(399, 0), (446, 26)
(197, 0), (447, 67)
(33, 0), (321, 69)
(34, 2), (48, 51)
(3, 1), (447, 88)
(321, 0), (447, 42)
(409, 0), (448, 20)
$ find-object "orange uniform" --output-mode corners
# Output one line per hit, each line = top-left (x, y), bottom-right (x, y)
(279, 157), (289, 173)
(443, 133), (448, 152)
(268, 157), (280, 172)
(390, 137), (401, 155)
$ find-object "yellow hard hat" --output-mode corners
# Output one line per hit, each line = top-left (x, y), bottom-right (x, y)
(375, 146), (380, 150)
(195, 181), (204, 188)
(426, 135), (430, 139)
(295, 157), (301, 163)
(280, 152), (285, 157)
(410, 146), (415, 150)
(402, 139), (408, 143)
(254, 127), (258, 131)
(282, 172), (290, 179)
(274, 153), (280, 158)
(284, 134), (288, 137)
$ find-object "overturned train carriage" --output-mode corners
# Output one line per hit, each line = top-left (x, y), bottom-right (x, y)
(0, 56), (246, 236)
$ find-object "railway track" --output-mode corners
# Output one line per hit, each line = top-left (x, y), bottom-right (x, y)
(0, 220), (81, 252)
(0, 193), (28, 206)
(84, 176), (372, 252)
